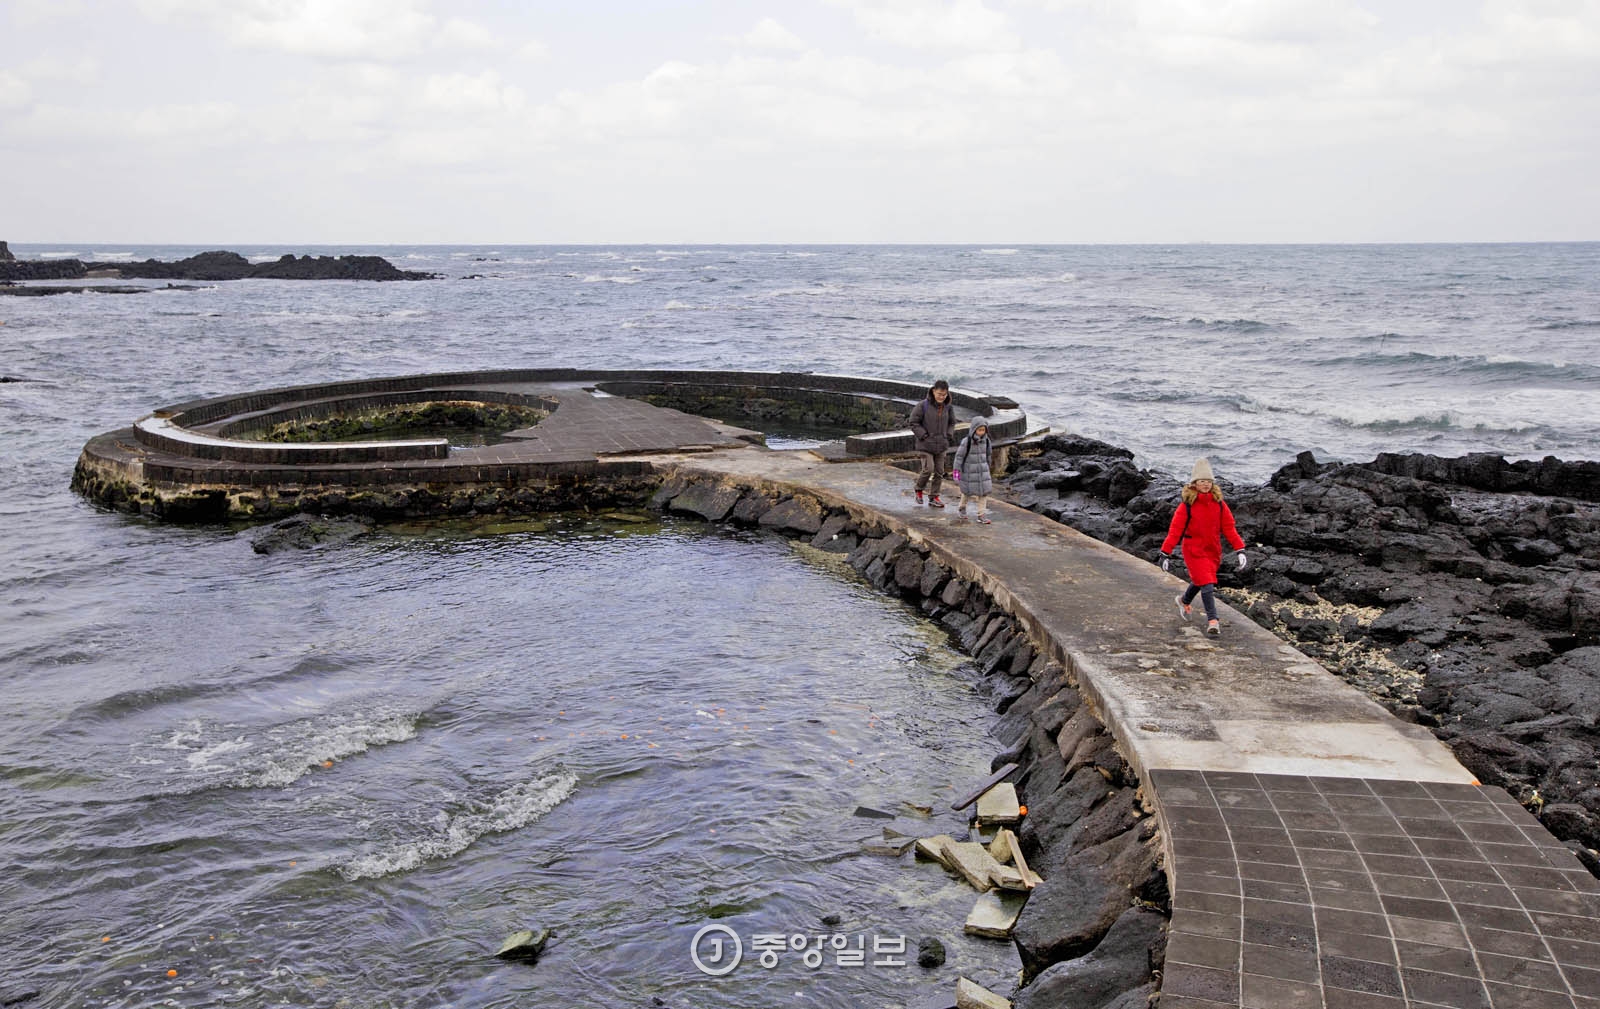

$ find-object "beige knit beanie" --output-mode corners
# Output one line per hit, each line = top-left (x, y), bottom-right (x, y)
(1189, 457), (1216, 483)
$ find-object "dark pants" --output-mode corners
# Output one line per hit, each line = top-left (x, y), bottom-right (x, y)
(1183, 582), (1218, 621)
(914, 451), (944, 495)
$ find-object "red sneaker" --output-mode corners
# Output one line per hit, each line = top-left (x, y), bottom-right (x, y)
(928, 496), (945, 508)
(915, 490), (924, 504)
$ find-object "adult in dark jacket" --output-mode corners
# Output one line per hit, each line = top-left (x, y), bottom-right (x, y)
(1159, 458), (1247, 636)
(909, 380), (953, 506)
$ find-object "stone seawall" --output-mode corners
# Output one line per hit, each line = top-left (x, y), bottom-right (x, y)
(70, 438), (666, 522)
(648, 467), (1170, 1007)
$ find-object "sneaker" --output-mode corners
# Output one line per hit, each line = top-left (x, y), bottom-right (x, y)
(958, 505), (967, 515)
(915, 490), (924, 504)
(1175, 595), (1191, 621)
(1206, 620), (1221, 637)
(928, 496), (945, 508)
(977, 514), (992, 524)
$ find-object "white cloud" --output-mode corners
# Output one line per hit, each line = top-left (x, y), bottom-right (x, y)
(136, 0), (442, 60)
(19, 53), (100, 83)
(420, 71), (526, 114)
(129, 101), (239, 138)
(4, 0), (1597, 240)
(841, 0), (1020, 51)
(0, 71), (30, 109)
(1123, 0), (1379, 43)
(439, 16), (499, 50)
(736, 17), (807, 51)
(8, 0), (86, 24)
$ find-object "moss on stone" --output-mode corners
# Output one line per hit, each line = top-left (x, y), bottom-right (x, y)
(260, 401), (547, 443)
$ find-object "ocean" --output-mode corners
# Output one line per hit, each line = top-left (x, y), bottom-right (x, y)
(3, 243), (1598, 1007)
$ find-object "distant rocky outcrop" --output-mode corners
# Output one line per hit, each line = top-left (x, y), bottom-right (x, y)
(1006, 436), (1600, 860)
(0, 246), (435, 282)
(0, 241), (14, 261)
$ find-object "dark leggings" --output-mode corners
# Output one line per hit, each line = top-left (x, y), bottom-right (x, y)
(1183, 582), (1218, 621)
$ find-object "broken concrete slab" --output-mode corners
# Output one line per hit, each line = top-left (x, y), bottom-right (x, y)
(975, 782), (1021, 826)
(990, 864), (1029, 891)
(915, 834), (958, 867)
(862, 835), (917, 856)
(941, 840), (1008, 892)
(989, 828), (1016, 865)
(955, 976), (1013, 1009)
(965, 890), (1029, 939)
(952, 762), (1019, 811)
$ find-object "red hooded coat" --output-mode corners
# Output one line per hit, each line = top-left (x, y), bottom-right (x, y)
(1160, 491), (1245, 586)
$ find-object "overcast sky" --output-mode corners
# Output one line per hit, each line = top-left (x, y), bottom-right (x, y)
(2, 0), (1597, 244)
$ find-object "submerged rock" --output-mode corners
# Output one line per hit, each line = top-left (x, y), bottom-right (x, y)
(250, 514), (374, 554)
(494, 927), (551, 962)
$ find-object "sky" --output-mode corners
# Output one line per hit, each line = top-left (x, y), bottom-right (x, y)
(1, 0), (1597, 244)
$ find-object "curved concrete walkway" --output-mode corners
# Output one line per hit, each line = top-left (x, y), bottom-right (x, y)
(652, 446), (1600, 1009)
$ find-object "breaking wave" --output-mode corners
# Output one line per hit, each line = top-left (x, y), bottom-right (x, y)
(131, 708), (424, 793)
(338, 772), (577, 880)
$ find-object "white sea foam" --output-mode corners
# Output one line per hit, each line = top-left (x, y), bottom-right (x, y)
(581, 274), (641, 284)
(980, 248), (1019, 255)
(141, 709), (421, 790)
(185, 735), (252, 771)
(338, 772), (577, 880)
(1484, 353), (1568, 368)
(40, 251), (82, 259)
(764, 286), (833, 298)
(664, 300), (696, 310)
(233, 713), (420, 788)
(93, 251), (136, 261)
(1313, 392), (1562, 434)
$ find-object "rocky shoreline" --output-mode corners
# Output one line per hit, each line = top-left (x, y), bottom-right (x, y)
(649, 474), (1170, 1008)
(0, 246), (434, 285)
(1005, 435), (1600, 873)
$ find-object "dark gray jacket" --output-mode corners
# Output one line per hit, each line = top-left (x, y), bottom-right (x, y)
(952, 427), (993, 496)
(910, 395), (954, 454)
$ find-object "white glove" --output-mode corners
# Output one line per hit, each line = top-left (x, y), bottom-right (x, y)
(1236, 552), (1248, 571)
(1159, 553), (1171, 573)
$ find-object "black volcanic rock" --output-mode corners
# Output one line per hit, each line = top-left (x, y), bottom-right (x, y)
(247, 253), (427, 281)
(0, 248), (435, 282)
(1003, 442), (1600, 861)
(0, 240), (13, 261)
(0, 258), (86, 281)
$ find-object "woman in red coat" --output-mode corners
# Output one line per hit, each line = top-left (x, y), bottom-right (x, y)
(1160, 458), (1247, 636)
